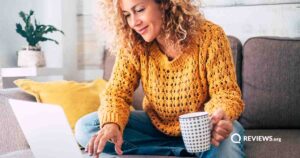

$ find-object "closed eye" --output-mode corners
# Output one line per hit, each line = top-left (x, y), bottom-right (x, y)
(137, 8), (145, 12)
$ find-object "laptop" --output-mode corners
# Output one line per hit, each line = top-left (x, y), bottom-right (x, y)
(9, 99), (116, 158)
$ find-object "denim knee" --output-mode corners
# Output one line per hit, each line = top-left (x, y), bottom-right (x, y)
(232, 120), (245, 135)
(74, 112), (99, 148)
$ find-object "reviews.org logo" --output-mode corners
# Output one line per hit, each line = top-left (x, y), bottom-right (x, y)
(231, 133), (282, 144)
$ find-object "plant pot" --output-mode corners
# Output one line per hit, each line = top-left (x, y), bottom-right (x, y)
(17, 46), (45, 67)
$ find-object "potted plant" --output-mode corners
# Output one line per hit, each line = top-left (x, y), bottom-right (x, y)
(15, 10), (64, 67)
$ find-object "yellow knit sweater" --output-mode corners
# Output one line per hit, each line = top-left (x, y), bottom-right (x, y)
(99, 21), (244, 136)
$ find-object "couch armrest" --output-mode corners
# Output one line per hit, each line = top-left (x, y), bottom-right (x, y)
(0, 88), (35, 155)
(0, 88), (36, 102)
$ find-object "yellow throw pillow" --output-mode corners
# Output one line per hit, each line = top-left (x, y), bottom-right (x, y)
(14, 79), (107, 130)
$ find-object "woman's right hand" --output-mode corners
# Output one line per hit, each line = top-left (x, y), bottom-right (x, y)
(85, 123), (123, 157)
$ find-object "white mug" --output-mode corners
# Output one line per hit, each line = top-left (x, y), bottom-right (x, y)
(179, 112), (212, 153)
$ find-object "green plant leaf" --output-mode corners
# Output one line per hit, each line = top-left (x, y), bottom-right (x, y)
(29, 10), (34, 16)
(16, 23), (28, 38)
(45, 25), (64, 34)
(34, 25), (47, 39)
(16, 10), (64, 47)
(19, 11), (26, 23)
(38, 37), (59, 45)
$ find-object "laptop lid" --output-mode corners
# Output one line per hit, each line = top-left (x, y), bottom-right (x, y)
(9, 99), (83, 158)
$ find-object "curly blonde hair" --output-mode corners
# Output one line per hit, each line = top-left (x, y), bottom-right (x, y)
(99, 0), (204, 55)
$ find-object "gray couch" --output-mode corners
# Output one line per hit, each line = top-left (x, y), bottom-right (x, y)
(1, 36), (299, 158)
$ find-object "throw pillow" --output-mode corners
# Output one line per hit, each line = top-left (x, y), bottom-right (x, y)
(14, 79), (107, 130)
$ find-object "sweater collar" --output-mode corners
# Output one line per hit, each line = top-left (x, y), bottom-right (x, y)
(149, 40), (199, 68)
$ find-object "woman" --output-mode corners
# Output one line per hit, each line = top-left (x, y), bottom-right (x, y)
(75, 0), (245, 157)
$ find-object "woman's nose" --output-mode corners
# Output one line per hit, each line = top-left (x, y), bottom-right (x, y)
(130, 15), (141, 27)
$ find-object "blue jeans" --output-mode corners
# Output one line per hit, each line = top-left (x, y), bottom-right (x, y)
(75, 111), (245, 158)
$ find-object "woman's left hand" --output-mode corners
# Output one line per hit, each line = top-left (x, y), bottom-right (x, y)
(210, 108), (233, 147)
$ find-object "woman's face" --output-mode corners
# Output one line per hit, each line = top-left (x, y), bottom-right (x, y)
(120, 0), (163, 42)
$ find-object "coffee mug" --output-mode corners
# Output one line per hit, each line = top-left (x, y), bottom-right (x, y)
(179, 112), (212, 153)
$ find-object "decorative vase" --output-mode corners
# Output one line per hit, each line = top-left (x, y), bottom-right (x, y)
(17, 46), (45, 67)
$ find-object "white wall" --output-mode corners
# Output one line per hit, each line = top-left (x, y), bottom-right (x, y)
(76, 0), (104, 81)
(38, 0), (63, 68)
(61, 0), (79, 80)
(201, 0), (300, 43)
(0, 0), (32, 67)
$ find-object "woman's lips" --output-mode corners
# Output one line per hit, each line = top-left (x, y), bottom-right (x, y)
(138, 26), (148, 35)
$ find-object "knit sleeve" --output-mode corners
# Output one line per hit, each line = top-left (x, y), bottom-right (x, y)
(204, 26), (245, 120)
(99, 50), (140, 133)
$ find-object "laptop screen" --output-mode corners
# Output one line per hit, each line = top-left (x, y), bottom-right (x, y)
(9, 99), (83, 158)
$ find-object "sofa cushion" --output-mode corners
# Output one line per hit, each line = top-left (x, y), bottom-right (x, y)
(0, 96), (29, 155)
(102, 36), (242, 110)
(245, 129), (300, 158)
(227, 36), (243, 89)
(103, 51), (116, 81)
(239, 37), (300, 129)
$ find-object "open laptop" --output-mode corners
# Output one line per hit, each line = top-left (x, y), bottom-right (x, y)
(9, 99), (116, 158)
